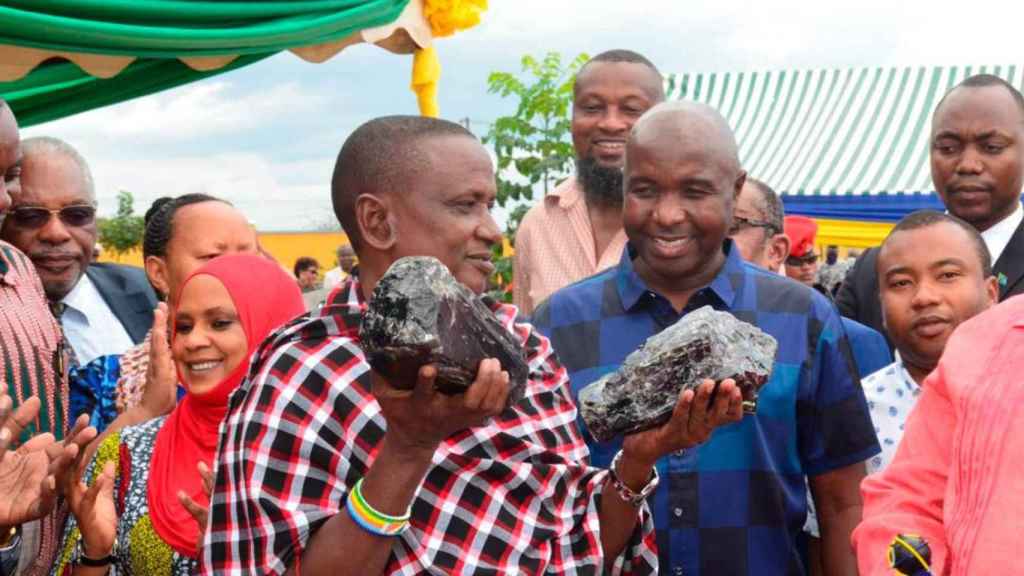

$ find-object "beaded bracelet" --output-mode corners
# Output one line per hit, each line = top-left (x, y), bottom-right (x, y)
(345, 478), (411, 537)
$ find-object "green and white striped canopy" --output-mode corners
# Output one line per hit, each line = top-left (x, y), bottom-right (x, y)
(664, 65), (1020, 217)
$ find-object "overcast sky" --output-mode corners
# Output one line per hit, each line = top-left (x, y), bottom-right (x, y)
(23, 0), (1024, 231)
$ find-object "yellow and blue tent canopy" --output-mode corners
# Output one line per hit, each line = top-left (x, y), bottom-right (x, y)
(665, 64), (1022, 247)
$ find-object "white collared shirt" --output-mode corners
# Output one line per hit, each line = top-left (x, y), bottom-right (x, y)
(981, 202), (1023, 265)
(61, 274), (135, 364)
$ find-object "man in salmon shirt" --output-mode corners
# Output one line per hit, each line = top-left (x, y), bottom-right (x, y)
(852, 290), (1024, 574)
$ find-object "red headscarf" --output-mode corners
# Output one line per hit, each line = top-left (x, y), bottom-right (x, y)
(147, 253), (305, 558)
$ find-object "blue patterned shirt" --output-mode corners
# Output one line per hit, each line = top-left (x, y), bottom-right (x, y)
(533, 242), (880, 576)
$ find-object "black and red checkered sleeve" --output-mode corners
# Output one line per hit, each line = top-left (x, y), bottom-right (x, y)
(200, 330), (374, 576)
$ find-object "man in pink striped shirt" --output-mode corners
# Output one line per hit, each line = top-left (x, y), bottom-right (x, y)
(513, 49), (664, 314)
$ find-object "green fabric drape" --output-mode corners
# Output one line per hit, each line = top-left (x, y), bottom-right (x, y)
(0, 0), (411, 126)
(1, 55), (270, 127)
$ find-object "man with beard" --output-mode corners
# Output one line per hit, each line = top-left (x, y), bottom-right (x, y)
(836, 74), (1024, 344)
(535, 101), (878, 576)
(1, 137), (155, 367)
(513, 49), (664, 315)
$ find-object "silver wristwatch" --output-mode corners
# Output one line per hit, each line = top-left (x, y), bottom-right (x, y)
(609, 450), (660, 507)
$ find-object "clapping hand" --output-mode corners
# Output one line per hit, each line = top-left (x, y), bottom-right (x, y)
(64, 449), (118, 560)
(178, 461), (215, 554)
(141, 303), (178, 419)
(0, 394), (96, 527)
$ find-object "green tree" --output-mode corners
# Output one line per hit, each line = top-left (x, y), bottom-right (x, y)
(483, 51), (587, 300)
(97, 191), (145, 259)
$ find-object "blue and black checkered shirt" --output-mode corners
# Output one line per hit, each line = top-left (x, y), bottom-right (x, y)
(533, 241), (880, 576)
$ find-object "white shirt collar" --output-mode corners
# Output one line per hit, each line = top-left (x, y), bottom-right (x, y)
(980, 202), (1023, 265)
(60, 272), (135, 364)
(893, 358), (918, 392)
(62, 273), (94, 324)
(887, 353), (920, 389)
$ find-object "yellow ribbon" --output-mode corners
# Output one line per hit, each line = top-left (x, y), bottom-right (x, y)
(411, 0), (487, 117)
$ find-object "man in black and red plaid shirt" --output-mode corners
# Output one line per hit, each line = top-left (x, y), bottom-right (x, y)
(200, 116), (744, 576)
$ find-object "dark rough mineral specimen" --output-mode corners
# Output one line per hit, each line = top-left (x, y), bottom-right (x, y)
(360, 256), (529, 404)
(579, 306), (777, 442)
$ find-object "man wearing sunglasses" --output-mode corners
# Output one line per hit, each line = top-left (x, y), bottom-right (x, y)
(1, 137), (155, 368)
(729, 178), (791, 273)
(783, 215), (826, 291)
(729, 180), (890, 576)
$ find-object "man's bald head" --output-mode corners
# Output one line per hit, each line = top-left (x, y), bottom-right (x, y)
(331, 115), (476, 251)
(627, 100), (740, 176)
(621, 100), (746, 297)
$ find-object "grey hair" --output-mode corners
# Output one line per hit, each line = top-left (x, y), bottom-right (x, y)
(21, 136), (95, 198)
(745, 178), (785, 235)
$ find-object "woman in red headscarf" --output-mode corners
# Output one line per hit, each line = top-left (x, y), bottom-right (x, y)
(52, 254), (305, 575)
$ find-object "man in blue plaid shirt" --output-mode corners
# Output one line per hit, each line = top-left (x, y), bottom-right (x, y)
(533, 101), (880, 576)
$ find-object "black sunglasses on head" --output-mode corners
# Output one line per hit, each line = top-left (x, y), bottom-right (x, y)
(8, 205), (96, 229)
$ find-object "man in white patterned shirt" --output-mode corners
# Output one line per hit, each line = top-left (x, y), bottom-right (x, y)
(863, 210), (998, 474)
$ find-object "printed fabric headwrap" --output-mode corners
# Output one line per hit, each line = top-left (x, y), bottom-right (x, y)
(147, 253), (305, 558)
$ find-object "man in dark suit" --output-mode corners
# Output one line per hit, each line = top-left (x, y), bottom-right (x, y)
(1, 136), (155, 365)
(837, 74), (1024, 346)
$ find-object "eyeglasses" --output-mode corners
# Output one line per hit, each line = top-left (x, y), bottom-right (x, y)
(8, 205), (97, 229)
(729, 216), (777, 235)
(785, 253), (818, 267)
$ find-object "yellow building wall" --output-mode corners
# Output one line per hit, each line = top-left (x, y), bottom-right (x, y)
(815, 218), (894, 255)
(98, 230), (353, 277)
(257, 231), (352, 274)
(99, 218), (891, 274)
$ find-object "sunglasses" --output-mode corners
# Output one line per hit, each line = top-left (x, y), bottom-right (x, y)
(786, 253), (818, 267)
(729, 216), (778, 235)
(8, 205), (97, 229)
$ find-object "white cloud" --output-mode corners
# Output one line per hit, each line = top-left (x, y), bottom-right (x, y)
(23, 75), (341, 230)
(36, 146), (337, 230)
(26, 80), (326, 143)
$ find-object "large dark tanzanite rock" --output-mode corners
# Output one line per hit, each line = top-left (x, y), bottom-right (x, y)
(579, 306), (777, 442)
(360, 256), (529, 404)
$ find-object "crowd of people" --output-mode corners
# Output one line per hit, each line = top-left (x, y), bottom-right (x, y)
(0, 47), (1021, 575)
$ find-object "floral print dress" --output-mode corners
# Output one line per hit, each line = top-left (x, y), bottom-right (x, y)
(52, 416), (198, 576)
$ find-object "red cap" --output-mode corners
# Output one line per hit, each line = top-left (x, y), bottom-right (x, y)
(784, 215), (818, 258)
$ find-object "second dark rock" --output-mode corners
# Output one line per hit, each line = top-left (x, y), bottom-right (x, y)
(578, 305), (777, 442)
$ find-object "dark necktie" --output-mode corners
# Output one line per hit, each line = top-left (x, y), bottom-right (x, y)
(49, 301), (80, 373)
